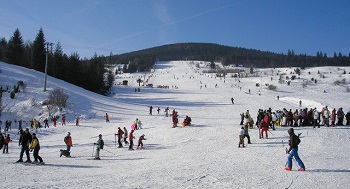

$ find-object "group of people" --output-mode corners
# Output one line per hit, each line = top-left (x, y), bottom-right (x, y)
(16, 128), (44, 165)
(240, 106), (350, 129)
(238, 109), (306, 171)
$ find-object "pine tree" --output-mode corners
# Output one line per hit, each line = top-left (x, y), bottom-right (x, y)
(6, 28), (25, 65)
(31, 28), (46, 72)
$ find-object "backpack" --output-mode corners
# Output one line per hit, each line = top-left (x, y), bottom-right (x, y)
(296, 133), (301, 145)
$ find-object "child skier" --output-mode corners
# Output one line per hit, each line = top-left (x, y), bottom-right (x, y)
(239, 127), (245, 148)
(29, 133), (44, 165)
(285, 128), (305, 171)
(137, 134), (146, 150)
(94, 134), (104, 160)
(3, 134), (12, 153)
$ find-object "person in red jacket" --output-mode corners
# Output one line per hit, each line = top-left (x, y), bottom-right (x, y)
(116, 127), (124, 148)
(3, 134), (12, 153)
(128, 130), (135, 150)
(260, 112), (270, 138)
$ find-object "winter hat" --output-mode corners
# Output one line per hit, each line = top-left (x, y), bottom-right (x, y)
(99, 134), (102, 137)
(32, 133), (36, 136)
(288, 128), (294, 135)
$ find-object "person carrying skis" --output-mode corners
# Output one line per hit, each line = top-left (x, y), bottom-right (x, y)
(129, 130), (135, 150)
(94, 134), (104, 160)
(285, 128), (305, 171)
(123, 127), (129, 145)
(116, 127), (124, 148)
(64, 132), (73, 152)
(17, 128), (32, 163)
(3, 134), (12, 153)
(137, 134), (146, 149)
(29, 133), (44, 165)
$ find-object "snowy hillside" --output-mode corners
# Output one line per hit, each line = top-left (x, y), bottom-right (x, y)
(1, 61), (350, 189)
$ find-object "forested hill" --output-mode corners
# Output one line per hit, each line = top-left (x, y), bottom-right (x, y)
(115, 43), (350, 69)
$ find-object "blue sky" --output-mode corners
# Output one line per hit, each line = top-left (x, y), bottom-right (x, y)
(1, 0), (350, 59)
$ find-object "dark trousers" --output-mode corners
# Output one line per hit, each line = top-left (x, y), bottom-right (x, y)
(124, 137), (129, 144)
(3, 144), (8, 153)
(20, 145), (30, 161)
(118, 138), (122, 147)
(244, 134), (251, 144)
(33, 149), (43, 162)
(129, 140), (134, 150)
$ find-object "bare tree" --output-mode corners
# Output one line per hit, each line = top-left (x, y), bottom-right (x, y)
(49, 88), (69, 110)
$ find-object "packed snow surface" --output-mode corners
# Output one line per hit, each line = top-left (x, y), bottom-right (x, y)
(0, 61), (350, 189)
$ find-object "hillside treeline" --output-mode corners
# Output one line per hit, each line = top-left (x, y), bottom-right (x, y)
(116, 43), (350, 68)
(0, 28), (113, 94)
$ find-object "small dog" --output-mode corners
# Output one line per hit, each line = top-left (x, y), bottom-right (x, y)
(60, 149), (71, 157)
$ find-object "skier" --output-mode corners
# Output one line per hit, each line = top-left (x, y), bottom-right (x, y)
(3, 134), (12, 153)
(129, 130), (135, 150)
(238, 127), (245, 148)
(313, 108), (320, 128)
(105, 113), (109, 123)
(16, 128), (32, 163)
(260, 113), (269, 138)
(285, 128), (305, 171)
(157, 107), (161, 114)
(64, 132), (73, 152)
(75, 116), (79, 126)
(94, 134), (104, 160)
(123, 127), (129, 145)
(346, 111), (350, 125)
(137, 134), (146, 149)
(149, 106), (153, 115)
(43, 118), (49, 128)
(231, 97), (234, 104)
(239, 112), (244, 125)
(52, 116), (57, 127)
(29, 133), (44, 165)
(61, 115), (66, 126)
(116, 127), (124, 148)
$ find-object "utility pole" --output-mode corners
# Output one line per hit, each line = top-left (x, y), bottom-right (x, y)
(44, 42), (53, 92)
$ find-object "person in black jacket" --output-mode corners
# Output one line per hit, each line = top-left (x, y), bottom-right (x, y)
(285, 128), (305, 171)
(16, 128), (32, 163)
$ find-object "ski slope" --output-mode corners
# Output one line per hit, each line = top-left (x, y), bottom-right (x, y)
(0, 61), (350, 189)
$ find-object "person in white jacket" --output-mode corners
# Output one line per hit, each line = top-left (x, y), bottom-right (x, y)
(313, 108), (319, 128)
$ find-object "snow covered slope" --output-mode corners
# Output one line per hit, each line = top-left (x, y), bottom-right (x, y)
(0, 61), (349, 189)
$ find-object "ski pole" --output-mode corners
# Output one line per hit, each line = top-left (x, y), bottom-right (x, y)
(103, 148), (116, 155)
(92, 145), (95, 157)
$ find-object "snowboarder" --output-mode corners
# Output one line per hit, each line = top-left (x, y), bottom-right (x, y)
(116, 127), (124, 148)
(129, 130), (135, 150)
(29, 133), (44, 165)
(285, 128), (305, 171)
(137, 134), (146, 149)
(16, 128), (32, 163)
(123, 127), (129, 145)
(94, 134), (104, 160)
